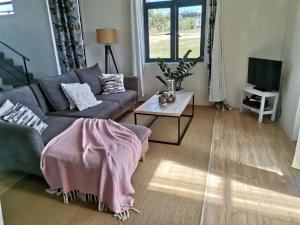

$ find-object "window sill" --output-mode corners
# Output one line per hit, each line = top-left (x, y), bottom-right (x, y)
(144, 61), (205, 65)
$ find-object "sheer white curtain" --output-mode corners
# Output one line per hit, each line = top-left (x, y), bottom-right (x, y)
(292, 98), (300, 168)
(0, 202), (3, 225)
(209, 0), (227, 103)
(130, 0), (145, 97)
(292, 133), (300, 169)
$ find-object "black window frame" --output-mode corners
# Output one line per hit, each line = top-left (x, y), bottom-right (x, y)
(144, 0), (206, 63)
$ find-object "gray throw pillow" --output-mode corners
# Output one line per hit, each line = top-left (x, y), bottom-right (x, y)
(75, 64), (103, 95)
(2, 103), (48, 134)
(39, 71), (80, 111)
(100, 74), (126, 95)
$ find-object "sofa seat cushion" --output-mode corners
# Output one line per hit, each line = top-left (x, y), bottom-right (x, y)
(39, 71), (80, 111)
(121, 123), (152, 156)
(47, 101), (120, 119)
(121, 123), (151, 144)
(42, 116), (77, 144)
(41, 117), (151, 146)
(96, 90), (137, 108)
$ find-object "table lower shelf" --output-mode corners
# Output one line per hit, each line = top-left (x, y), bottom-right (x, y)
(242, 104), (274, 115)
(134, 113), (194, 145)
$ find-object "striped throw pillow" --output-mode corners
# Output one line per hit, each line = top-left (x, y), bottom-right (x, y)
(2, 103), (48, 134)
(100, 74), (126, 95)
(0, 100), (15, 118)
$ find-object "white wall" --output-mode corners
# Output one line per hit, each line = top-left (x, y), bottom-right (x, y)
(80, 0), (208, 105)
(81, 0), (288, 106)
(223, 0), (288, 107)
(280, 0), (300, 141)
(0, 0), (58, 79)
(80, 0), (133, 76)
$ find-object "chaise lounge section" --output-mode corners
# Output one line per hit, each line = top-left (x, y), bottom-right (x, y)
(0, 68), (151, 176)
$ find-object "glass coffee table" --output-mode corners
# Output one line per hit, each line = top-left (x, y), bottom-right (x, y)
(134, 91), (194, 145)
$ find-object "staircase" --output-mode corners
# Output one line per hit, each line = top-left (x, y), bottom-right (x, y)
(0, 41), (35, 91)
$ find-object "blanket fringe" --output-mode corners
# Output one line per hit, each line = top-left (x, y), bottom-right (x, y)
(114, 207), (140, 221)
(45, 188), (138, 221)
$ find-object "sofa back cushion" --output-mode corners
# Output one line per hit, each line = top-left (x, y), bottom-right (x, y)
(0, 86), (46, 120)
(30, 83), (53, 114)
(75, 64), (102, 95)
(39, 71), (80, 111)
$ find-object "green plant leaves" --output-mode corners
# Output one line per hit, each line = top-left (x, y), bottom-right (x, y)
(156, 50), (200, 87)
(155, 76), (167, 87)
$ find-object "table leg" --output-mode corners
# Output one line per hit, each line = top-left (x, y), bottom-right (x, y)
(177, 117), (181, 145)
(134, 113), (137, 125)
(192, 95), (195, 117)
(240, 91), (245, 113)
(271, 95), (279, 122)
(258, 96), (266, 123)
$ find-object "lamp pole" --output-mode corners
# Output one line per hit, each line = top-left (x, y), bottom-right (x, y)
(105, 44), (119, 74)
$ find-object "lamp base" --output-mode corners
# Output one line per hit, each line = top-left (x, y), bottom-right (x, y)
(105, 45), (119, 74)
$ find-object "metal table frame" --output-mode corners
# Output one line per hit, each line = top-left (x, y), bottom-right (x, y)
(134, 95), (194, 145)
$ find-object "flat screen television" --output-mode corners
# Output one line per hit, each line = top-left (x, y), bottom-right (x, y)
(247, 57), (282, 92)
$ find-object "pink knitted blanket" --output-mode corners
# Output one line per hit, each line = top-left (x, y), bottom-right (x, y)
(40, 118), (142, 220)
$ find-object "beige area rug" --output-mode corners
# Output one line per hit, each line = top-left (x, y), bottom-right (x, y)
(0, 106), (215, 225)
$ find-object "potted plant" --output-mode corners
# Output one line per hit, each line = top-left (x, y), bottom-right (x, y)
(156, 50), (201, 91)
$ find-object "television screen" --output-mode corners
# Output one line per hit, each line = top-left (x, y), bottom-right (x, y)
(248, 57), (282, 91)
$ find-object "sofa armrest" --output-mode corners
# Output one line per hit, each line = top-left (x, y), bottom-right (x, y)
(0, 121), (44, 176)
(124, 76), (139, 93)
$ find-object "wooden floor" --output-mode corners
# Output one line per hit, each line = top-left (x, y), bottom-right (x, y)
(1, 108), (300, 225)
(201, 110), (300, 225)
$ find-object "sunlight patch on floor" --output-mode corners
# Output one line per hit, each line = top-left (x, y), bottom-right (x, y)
(147, 160), (206, 200)
(231, 179), (300, 218)
(202, 173), (224, 206)
(240, 159), (283, 176)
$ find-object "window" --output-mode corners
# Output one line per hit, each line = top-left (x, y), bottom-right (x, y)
(0, 0), (14, 16)
(144, 0), (206, 62)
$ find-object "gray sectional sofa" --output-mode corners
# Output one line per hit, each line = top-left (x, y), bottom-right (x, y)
(0, 65), (151, 176)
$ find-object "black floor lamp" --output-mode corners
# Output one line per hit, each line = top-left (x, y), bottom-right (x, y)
(96, 28), (119, 74)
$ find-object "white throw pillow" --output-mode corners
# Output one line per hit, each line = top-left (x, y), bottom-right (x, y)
(61, 83), (81, 110)
(61, 83), (102, 111)
(0, 100), (15, 118)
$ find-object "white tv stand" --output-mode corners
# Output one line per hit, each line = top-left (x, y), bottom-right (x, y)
(240, 86), (279, 123)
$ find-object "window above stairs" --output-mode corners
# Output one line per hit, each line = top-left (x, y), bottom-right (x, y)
(0, 0), (14, 16)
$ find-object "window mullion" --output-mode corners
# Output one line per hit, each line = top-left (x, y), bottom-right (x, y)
(174, 3), (179, 61)
(170, 3), (176, 61)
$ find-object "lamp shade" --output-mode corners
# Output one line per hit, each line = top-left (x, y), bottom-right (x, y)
(96, 28), (117, 44)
